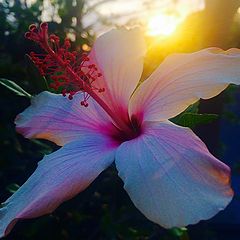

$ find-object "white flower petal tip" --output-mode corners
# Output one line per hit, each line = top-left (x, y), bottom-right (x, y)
(96, 27), (146, 57)
(130, 47), (240, 122)
(0, 134), (117, 237)
(208, 47), (240, 55)
(0, 207), (15, 238)
(115, 122), (233, 228)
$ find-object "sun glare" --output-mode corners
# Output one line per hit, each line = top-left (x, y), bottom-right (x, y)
(146, 14), (180, 36)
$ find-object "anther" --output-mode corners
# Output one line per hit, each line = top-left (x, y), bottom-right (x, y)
(81, 100), (88, 107)
(40, 22), (48, 30)
(98, 88), (105, 93)
(29, 24), (37, 31)
(25, 32), (31, 39)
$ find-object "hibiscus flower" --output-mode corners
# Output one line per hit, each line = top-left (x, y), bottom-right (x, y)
(1, 23), (240, 237)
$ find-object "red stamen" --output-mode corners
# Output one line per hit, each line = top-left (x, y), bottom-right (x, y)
(25, 22), (133, 134)
(25, 23), (104, 101)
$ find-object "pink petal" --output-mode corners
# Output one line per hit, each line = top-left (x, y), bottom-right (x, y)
(88, 28), (145, 120)
(115, 121), (233, 228)
(0, 133), (117, 237)
(15, 91), (113, 146)
(129, 48), (240, 121)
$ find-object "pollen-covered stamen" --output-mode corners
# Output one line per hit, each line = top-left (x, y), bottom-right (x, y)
(25, 23), (104, 102)
(25, 22), (135, 135)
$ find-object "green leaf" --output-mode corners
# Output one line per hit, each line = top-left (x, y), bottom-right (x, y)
(169, 227), (188, 237)
(184, 102), (199, 113)
(171, 113), (218, 128)
(0, 78), (31, 98)
(31, 139), (53, 155)
(6, 183), (20, 194)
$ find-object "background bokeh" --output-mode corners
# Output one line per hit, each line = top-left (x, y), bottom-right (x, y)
(0, 0), (240, 239)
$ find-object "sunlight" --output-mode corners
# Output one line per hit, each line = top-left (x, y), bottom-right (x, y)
(146, 14), (180, 36)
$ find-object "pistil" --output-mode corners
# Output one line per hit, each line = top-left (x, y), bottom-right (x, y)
(25, 23), (133, 134)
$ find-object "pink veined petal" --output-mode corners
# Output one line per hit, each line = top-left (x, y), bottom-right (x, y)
(88, 28), (146, 121)
(0, 133), (118, 238)
(115, 121), (233, 228)
(129, 48), (240, 122)
(15, 91), (113, 146)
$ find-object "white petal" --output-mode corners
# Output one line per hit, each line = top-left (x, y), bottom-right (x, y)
(129, 48), (240, 121)
(115, 121), (233, 228)
(15, 91), (113, 146)
(0, 133), (117, 237)
(89, 28), (146, 119)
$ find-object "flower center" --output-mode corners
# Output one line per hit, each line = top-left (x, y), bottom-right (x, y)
(25, 23), (137, 137)
(110, 114), (142, 143)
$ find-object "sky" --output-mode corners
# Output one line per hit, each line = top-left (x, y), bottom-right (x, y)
(37, 0), (205, 36)
(94, 0), (204, 19)
(84, 0), (205, 35)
